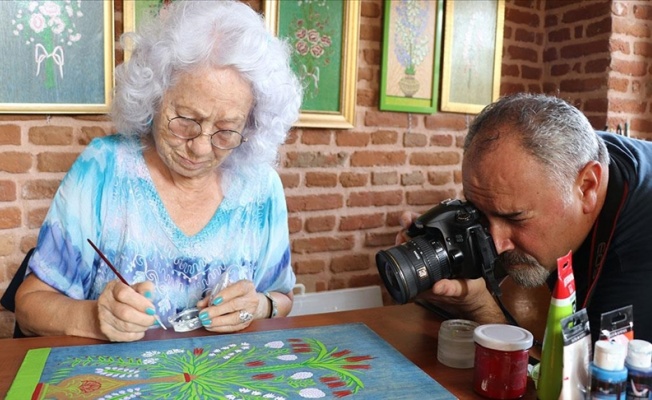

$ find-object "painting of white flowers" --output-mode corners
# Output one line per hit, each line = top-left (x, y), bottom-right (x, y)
(440, 0), (505, 114)
(380, 0), (443, 114)
(264, 0), (359, 129)
(0, 1), (114, 114)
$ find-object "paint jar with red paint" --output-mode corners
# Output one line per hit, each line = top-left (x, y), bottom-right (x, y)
(473, 324), (534, 399)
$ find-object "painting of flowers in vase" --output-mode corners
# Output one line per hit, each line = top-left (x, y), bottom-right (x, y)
(380, 0), (443, 114)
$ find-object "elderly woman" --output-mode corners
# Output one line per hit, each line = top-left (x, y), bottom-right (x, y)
(15, 1), (302, 342)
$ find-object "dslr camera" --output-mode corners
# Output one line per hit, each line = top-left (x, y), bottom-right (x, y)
(376, 199), (505, 304)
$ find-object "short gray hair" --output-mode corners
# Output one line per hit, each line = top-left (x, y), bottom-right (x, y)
(464, 93), (608, 189)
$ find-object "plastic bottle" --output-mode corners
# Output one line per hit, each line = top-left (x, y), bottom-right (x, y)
(589, 340), (628, 399)
(625, 339), (652, 399)
(537, 251), (576, 400)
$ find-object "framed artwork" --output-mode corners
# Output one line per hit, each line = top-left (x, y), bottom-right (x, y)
(440, 0), (505, 114)
(380, 0), (444, 114)
(123, 0), (170, 61)
(264, 0), (360, 129)
(0, 1), (114, 114)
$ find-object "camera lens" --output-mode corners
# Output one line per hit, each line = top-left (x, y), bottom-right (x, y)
(375, 235), (451, 304)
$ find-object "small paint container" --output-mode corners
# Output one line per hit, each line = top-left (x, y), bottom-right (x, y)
(473, 324), (533, 399)
(437, 319), (479, 368)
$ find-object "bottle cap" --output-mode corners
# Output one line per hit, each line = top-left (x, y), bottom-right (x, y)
(594, 340), (627, 371)
(626, 339), (652, 369)
(473, 324), (533, 352)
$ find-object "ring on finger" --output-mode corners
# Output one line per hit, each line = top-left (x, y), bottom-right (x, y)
(239, 310), (253, 323)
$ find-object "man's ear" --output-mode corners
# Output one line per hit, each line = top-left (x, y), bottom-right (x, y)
(576, 161), (603, 214)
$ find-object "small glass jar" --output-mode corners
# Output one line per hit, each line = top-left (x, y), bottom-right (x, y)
(437, 319), (479, 368)
(473, 324), (533, 399)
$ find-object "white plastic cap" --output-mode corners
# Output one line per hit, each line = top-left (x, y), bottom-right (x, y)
(626, 339), (652, 369)
(594, 340), (627, 371)
(473, 324), (533, 352)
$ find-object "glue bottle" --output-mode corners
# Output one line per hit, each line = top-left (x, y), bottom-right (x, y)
(589, 340), (628, 400)
(624, 339), (652, 399)
(537, 251), (576, 400)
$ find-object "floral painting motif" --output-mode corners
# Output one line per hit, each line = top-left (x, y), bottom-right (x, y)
(10, 1), (84, 88)
(393, 0), (431, 98)
(286, 0), (335, 101)
(8, 324), (455, 399)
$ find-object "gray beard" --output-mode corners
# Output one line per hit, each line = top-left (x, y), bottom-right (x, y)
(499, 250), (551, 287)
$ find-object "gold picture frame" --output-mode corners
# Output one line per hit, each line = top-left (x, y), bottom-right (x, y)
(264, 0), (359, 129)
(440, 0), (505, 114)
(0, 1), (114, 114)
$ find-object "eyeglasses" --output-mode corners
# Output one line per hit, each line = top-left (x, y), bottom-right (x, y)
(167, 116), (247, 150)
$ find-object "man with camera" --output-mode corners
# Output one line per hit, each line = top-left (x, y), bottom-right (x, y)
(386, 93), (652, 343)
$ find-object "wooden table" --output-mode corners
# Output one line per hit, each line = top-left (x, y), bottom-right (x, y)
(0, 303), (537, 399)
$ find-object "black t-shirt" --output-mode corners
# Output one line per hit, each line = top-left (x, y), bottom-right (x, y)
(548, 132), (652, 342)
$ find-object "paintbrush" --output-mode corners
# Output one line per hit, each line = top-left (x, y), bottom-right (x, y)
(86, 238), (167, 330)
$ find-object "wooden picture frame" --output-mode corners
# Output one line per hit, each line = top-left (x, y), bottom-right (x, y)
(122, 0), (166, 61)
(264, 0), (359, 129)
(379, 0), (443, 114)
(440, 0), (505, 114)
(0, 1), (114, 114)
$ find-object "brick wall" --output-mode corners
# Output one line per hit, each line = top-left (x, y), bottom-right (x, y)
(1, 0), (651, 338)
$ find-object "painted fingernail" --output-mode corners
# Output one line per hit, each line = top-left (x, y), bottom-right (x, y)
(144, 291), (153, 299)
(202, 319), (211, 327)
(212, 296), (223, 306)
(146, 307), (156, 316)
(199, 311), (210, 321)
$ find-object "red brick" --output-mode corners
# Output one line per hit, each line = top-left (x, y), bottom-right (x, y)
(406, 189), (458, 206)
(37, 152), (79, 172)
(291, 235), (355, 254)
(0, 125), (21, 145)
(409, 151), (460, 166)
(286, 194), (343, 212)
(505, 8), (540, 27)
(293, 259), (326, 275)
(27, 207), (48, 228)
(611, 59), (647, 76)
(347, 190), (403, 207)
(335, 131), (370, 147)
(79, 126), (107, 145)
(350, 151), (406, 167)
(28, 126), (73, 145)
(364, 232), (396, 248)
(279, 172), (300, 189)
(0, 152), (32, 173)
(561, 1), (611, 24)
(330, 254), (371, 273)
(560, 39), (610, 59)
(339, 172), (368, 187)
(305, 216), (336, 233)
(371, 171), (398, 186)
(21, 179), (61, 200)
(424, 114), (468, 131)
(305, 172), (338, 187)
(0, 181), (16, 201)
(371, 130), (398, 144)
(339, 213), (384, 231)
(302, 129), (332, 145)
(507, 45), (538, 62)
(401, 171), (425, 186)
(284, 151), (346, 168)
(288, 216), (302, 234)
(0, 207), (21, 229)
(634, 41), (652, 57)
(428, 171), (454, 186)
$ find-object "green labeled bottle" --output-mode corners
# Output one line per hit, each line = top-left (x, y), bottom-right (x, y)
(536, 250), (576, 400)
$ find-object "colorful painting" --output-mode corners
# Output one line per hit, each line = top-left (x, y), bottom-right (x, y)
(0, 1), (114, 114)
(264, 0), (359, 129)
(7, 324), (454, 399)
(380, 0), (443, 114)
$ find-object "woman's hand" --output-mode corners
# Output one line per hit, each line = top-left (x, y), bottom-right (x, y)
(97, 280), (160, 342)
(195, 279), (265, 333)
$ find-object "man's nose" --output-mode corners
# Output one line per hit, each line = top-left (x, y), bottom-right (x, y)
(489, 223), (515, 254)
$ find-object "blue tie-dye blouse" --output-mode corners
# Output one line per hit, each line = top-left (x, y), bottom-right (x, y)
(27, 134), (295, 326)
